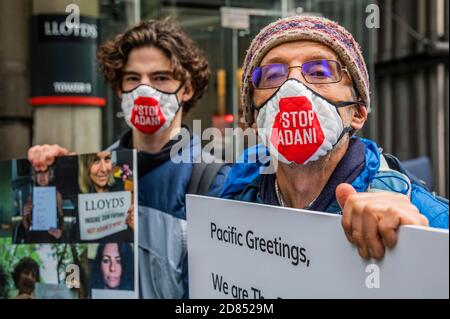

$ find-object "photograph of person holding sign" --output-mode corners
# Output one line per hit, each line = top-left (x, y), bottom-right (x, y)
(90, 243), (134, 298)
(220, 15), (448, 260)
(18, 167), (64, 244)
(77, 151), (134, 243)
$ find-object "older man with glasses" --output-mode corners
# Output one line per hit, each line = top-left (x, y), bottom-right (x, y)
(220, 15), (448, 260)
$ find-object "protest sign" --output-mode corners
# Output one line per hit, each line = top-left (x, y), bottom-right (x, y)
(0, 149), (138, 299)
(78, 191), (131, 241)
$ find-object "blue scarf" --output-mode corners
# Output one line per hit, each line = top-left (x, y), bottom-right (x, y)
(260, 137), (366, 212)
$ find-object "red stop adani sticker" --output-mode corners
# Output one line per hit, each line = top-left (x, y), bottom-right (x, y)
(271, 96), (325, 164)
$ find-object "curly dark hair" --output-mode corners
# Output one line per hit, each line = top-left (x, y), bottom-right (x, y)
(90, 243), (134, 292)
(97, 17), (211, 112)
(12, 257), (40, 289)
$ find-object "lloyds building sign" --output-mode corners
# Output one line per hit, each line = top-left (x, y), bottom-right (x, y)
(29, 14), (105, 107)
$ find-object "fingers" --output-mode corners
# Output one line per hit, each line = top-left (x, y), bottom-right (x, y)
(23, 202), (33, 218)
(378, 210), (400, 248)
(23, 204), (32, 214)
(341, 193), (356, 243)
(340, 189), (377, 244)
(48, 228), (62, 239)
(335, 183), (357, 210)
(346, 197), (371, 259)
(127, 207), (135, 230)
(338, 184), (358, 244)
(378, 205), (428, 248)
(340, 190), (427, 260)
(362, 210), (385, 259)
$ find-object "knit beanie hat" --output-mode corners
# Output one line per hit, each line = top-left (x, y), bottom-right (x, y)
(242, 15), (370, 126)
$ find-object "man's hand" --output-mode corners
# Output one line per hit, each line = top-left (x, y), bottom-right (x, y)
(28, 144), (71, 172)
(48, 228), (62, 239)
(126, 203), (135, 231)
(336, 183), (429, 260)
(22, 202), (32, 229)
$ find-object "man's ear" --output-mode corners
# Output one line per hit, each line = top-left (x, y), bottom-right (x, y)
(179, 80), (194, 103)
(351, 105), (368, 131)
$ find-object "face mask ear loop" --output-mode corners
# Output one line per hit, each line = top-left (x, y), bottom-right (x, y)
(174, 81), (185, 95)
(332, 101), (358, 147)
(333, 101), (365, 138)
(252, 102), (264, 113)
(332, 126), (354, 148)
(172, 81), (186, 112)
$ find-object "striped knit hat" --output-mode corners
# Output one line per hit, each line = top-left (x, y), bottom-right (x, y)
(242, 15), (370, 126)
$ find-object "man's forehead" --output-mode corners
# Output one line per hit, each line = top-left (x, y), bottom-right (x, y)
(122, 66), (173, 75)
(261, 40), (339, 65)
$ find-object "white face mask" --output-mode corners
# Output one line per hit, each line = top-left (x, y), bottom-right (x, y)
(255, 79), (357, 165)
(121, 84), (182, 135)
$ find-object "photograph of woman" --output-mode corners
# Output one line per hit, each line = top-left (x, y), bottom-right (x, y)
(79, 151), (118, 194)
(90, 243), (134, 294)
(77, 151), (134, 243)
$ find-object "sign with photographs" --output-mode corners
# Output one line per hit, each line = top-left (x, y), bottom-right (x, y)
(0, 150), (138, 299)
(186, 195), (449, 299)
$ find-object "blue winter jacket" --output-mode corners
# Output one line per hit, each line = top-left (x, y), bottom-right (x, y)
(219, 138), (448, 229)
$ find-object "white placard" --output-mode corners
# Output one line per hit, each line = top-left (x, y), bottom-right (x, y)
(187, 195), (449, 299)
(32, 186), (57, 231)
(35, 283), (76, 299)
(78, 191), (131, 241)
